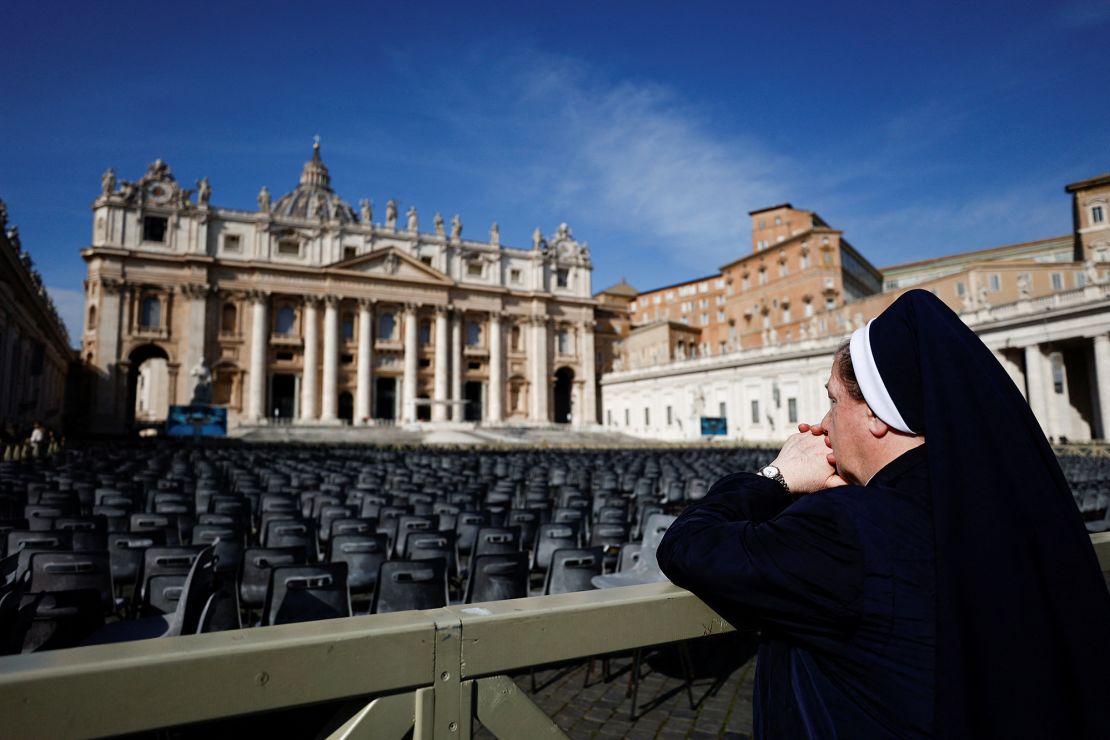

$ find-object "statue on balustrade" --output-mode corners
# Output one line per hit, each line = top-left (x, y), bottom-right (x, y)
(385, 199), (398, 230)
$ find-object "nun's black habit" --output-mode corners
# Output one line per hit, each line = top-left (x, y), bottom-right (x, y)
(657, 289), (1110, 738)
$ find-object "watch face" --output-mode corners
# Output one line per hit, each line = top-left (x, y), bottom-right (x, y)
(761, 465), (779, 477)
(146, 181), (173, 204)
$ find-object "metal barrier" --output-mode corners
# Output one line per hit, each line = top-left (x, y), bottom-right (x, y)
(3, 533), (1109, 740)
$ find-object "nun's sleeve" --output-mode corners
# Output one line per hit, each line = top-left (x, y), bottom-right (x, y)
(657, 472), (863, 638)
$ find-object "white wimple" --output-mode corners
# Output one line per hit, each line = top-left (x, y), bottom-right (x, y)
(849, 320), (915, 434)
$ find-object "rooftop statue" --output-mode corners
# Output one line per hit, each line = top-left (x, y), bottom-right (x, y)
(385, 199), (398, 230)
(101, 168), (116, 197)
(407, 206), (418, 231)
(258, 186), (271, 212)
(532, 227), (543, 251)
(451, 214), (462, 240)
(490, 222), (500, 246)
(196, 177), (211, 207)
(434, 212), (445, 237)
(360, 198), (372, 223)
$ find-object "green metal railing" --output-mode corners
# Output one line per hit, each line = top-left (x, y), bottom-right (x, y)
(2, 533), (1109, 740)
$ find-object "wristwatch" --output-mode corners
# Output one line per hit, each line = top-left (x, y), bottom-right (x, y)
(758, 464), (789, 493)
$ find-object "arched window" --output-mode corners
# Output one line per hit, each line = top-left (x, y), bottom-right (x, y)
(511, 325), (522, 351)
(275, 306), (296, 335)
(221, 303), (237, 334)
(466, 321), (482, 346)
(419, 321), (431, 346)
(87, 305), (97, 332)
(379, 312), (395, 340)
(140, 296), (161, 329)
(557, 329), (570, 354)
(342, 312), (355, 341)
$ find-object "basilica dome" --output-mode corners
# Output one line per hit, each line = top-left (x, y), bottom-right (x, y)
(271, 142), (358, 223)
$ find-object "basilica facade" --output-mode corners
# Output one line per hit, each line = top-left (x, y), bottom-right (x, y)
(81, 144), (598, 433)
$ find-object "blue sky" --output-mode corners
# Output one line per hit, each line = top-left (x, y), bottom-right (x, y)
(3, 1), (1109, 344)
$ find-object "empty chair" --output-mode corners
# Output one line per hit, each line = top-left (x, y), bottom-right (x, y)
(394, 514), (437, 558)
(616, 543), (643, 572)
(130, 513), (181, 546)
(464, 552), (529, 604)
(0, 519), (29, 557)
(262, 562), (350, 626)
(506, 509), (540, 550)
(191, 523), (244, 575)
(318, 505), (356, 547)
(27, 551), (114, 612)
(328, 533), (388, 599)
(329, 517), (378, 540)
(590, 522), (631, 572)
(263, 519), (316, 560)
(371, 559), (448, 614)
(108, 530), (166, 590)
(7, 530), (74, 582)
(543, 547), (604, 595)
(54, 517), (108, 552)
(405, 530), (458, 578)
(133, 545), (205, 616)
(532, 522), (580, 573)
(454, 510), (490, 558)
(239, 546), (308, 611)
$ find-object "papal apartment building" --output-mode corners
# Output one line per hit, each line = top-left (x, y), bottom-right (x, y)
(81, 144), (599, 433)
(603, 170), (1110, 443)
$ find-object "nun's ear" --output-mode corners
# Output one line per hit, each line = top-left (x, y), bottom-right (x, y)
(867, 409), (891, 438)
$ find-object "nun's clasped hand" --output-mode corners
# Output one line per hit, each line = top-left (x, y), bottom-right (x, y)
(769, 424), (847, 494)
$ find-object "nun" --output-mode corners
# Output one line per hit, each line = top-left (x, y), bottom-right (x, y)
(657, 289), (1110, 739)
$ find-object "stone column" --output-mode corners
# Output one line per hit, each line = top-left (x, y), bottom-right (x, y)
(433, 306), (450, 422)
(180, 284), (209, 405)
(402, 303), (418, 423)
(1024, 344), (1049, 436)
(248, 291), (269, 420)
(530, 317), (550, 422)
(96, 279), (125, 423)
(355, 298), (374, 424)
(488, 311), (503, 423)
(301, 297), (320, 421)
(321, 296), (339, 421)
(1094, 335), (1110, 441)
(450, 309), (463, 420)
(580, 320), (597, 426)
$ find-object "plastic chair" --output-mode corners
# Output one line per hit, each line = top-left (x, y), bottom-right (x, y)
(239, 546), (308, 611)
(328, 533), (388, 599)
(262, 562), (350, 626)
(543, 547), (603, 595)
(464, 552), (529, 604)
(371, 558), (448, 614)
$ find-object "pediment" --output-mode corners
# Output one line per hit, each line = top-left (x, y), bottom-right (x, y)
(330, 247), (453, 285)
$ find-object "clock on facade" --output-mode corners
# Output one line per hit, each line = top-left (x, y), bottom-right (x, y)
(145, 181), (173, 205)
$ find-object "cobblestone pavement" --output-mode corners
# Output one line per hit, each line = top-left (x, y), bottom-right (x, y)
(474, 649), (757, 739)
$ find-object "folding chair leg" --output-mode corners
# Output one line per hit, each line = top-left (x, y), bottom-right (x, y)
(677, 641), (696, 710)
(628, 648), (643, 721)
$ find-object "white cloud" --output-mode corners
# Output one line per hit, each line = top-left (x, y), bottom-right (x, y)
(47, 286), (84, 347)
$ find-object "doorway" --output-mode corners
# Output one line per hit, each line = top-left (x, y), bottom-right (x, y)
(338, 391), (354, 424)
(375, 377), (397, 420)
(553, 367), (574, 424)
(464, 381), (484, 422)
(126, 344), (171, 428)
(270, 374), (296, 420)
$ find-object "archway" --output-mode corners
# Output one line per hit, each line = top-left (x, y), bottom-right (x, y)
(553, 367), (574, 424)
(464, 381), (484, 422)
(127, 344), (171, 429)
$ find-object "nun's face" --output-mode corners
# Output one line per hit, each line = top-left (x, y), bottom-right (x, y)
(820, 368), (872, 486)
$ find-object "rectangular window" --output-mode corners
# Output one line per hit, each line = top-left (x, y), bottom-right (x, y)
(823, 252), (833, 265)
(804, 302), (813, 317)
(701, 313), (709, 326)
(556, 269), (569, 288)
(825, 296), (835, 310)
(989, 273), (1001, 292)
(644, 408), (650, 426)
(717, 311), (726, 322)
(277, 239), (300, 256)
(420, 255), (433, 266)
(666, 406), (673, 426)
(344, 246), (357, 260)
(223, 234), (241, 253)
(625, 408), (630, 426)
(467, 261), (483, 277)
(142, 216), (167, 243)
(956, 281), (966, 297)
(607, 410), (612, 426)
(1051, 272), (1064, 291)
(510, 269), (522, 284)
(788, 398), (798, 424)
(719, 401), (727, 418)
(783, 308), (791, 323)
(1093, 205), (1105, 224)
(751, 399), (760, 424)
(1078, 272), (1087, 288)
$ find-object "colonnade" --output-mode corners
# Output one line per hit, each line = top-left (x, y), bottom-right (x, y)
(243, 293), (596, 426)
